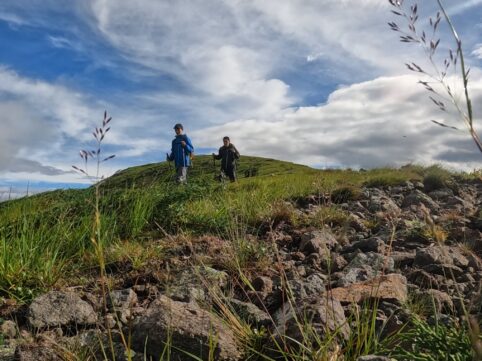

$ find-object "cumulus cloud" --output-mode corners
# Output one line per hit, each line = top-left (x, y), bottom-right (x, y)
(0, 0), (481, 187)
(194, 73), (482, 170)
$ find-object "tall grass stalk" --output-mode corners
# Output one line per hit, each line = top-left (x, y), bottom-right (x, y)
(388, 0), (482, 153)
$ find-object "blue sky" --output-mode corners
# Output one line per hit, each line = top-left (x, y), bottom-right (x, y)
(0, 0), (482, 195)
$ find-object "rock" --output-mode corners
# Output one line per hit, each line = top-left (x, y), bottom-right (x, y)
(287, 273), (326, 300)
(14, 345), (62, 361)
(274, 296), (349, 345)
(65, 330), (140, 361)
(228, 299), (271, 327)
(130, 296), (242, 361)
(108, 289), (138, 310)
(0, 320), (17, 339)
(0, 347), (15, 361)
(27, 291), (98, 329)
(357, 356), (392, 361)
(413, 246), (469, 268)
(428, 188), (454, 201)
(466, 253), (482, 271)
(166, 266), (228, 303)
(407, 269), (440, 289)
(348, 252), (394, 273)
(390, 251), (416, 267)
(299, 229), (337, 255)
(336, 252), (394, 286)
(402, 190), (440, 212)
(330, 274), (408, 305)
(321, 253), (348, 273)
(251, 276), (273, 295)
(346, 237), (386, 254)
(368, 194), (401, 215)
(416, 289), (454, 314)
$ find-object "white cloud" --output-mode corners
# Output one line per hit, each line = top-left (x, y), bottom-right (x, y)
(473, 44), (482, 59)
(194, 73), (482, 170)
(0, 0), (481, 188)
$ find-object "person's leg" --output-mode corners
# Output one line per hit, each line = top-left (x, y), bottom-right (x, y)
(226, 166), (236, 182)
(176, 167), (187, 184)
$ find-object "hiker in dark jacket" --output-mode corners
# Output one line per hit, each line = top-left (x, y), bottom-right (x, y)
(212, 136), (240, 182)
(167, 123), (194, 184)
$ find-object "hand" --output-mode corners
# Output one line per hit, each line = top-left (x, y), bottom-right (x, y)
(166, 154), (170, 161)
(212, 153), (215, 158)
(181, 140), (186, 147)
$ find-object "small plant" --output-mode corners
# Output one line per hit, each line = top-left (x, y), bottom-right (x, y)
(330, 185), (361, 204)
(385, 316), (477, 361)
(405, 220), (447, 244)
(303, 206), (350, 228)
(388, 0), (482, 153)
(422, 165), (453, 192)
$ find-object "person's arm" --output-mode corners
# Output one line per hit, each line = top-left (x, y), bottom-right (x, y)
(213, 147), (222, 160)
(232, 145), (240, 159)
(183, 135), (194, 154)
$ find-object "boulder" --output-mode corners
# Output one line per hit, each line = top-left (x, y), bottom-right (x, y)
(228, 299), (271, 327)
(27, 291), (97, 329)
(108, 289), (138, 310)
(299, 229), (338, 255)
(402, 190), (440, 212)
(330, 274), (408, 305)
(274, 296), (349, 345)
(14, 345), (62, 361)
(413, 246), (469, 268)
(130, 296), (242, 361)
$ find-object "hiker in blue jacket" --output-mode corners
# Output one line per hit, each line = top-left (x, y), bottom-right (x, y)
(166, 123), (194, 184)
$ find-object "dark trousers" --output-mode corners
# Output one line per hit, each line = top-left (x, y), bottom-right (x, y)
(222, 166), (236, 182)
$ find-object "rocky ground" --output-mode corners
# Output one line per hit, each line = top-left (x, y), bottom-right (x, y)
(1, 178), (481, 360)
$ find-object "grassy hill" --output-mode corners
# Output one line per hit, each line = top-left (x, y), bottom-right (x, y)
(1, 156), (481, 360)
(0, 156), (457, 300)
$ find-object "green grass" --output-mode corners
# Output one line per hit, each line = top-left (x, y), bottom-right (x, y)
(0, 157), (465, 301)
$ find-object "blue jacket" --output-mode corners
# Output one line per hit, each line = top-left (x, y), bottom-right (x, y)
(169, 134), (194, 167)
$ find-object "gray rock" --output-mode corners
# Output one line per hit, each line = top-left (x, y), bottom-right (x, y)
(368, 194), (400, 215)
(299, 229), (337, 255)
(288, 273), (326, 300)
(347, 237), (386, 254)
(251, 276), (273, 294)
(349, 252), (394, 273)
(14, 345), (62, 361)
(228, 299), (271, 327)
(65, 329), (141, 361)
(402, 190), (440, 212)
(274, 296), (349, 345)
(428, 188), (453, 201)
(130, 296), (242, 361)
(413, 246), (469, 268)
(0, 320), (17, 339)
(166, 266), (228, 303)
(416, 289), (454, 314)
(109, 289), (138, 310)
(28, 291), (98, 329)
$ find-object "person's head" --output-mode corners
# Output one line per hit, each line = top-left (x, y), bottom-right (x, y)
(223, 136), (230, 147)
(173, 123), (183, 135)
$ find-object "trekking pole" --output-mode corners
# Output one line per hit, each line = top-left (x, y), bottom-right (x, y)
(166, 153), (171, 170)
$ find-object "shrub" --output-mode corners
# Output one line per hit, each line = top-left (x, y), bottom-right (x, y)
(331, 185), (361, 204)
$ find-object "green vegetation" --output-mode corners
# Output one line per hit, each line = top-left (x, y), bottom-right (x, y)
(1, 156), (481, 360)
(0, 157), (466, 301)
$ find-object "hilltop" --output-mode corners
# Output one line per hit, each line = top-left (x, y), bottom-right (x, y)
(0, 158), (481, 360)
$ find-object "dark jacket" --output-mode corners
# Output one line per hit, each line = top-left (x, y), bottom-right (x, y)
(168, 134), (194, 168)
(214, 144), (240, 170)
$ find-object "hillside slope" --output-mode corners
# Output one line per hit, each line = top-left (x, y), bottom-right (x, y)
(0, 160), (481, 360)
